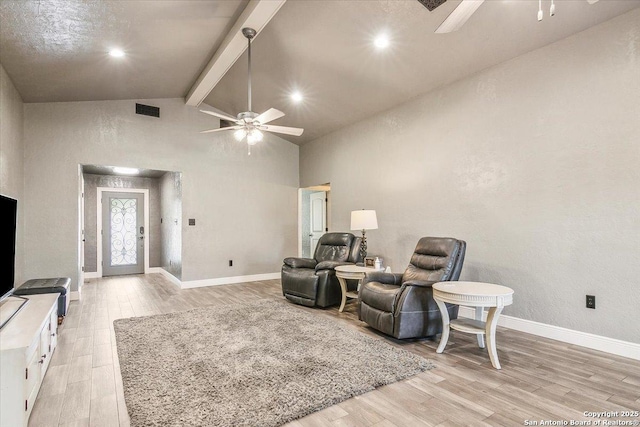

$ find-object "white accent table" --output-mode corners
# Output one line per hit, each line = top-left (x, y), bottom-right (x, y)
(335, 265), (378, 313)
(432, 281), (514, 369)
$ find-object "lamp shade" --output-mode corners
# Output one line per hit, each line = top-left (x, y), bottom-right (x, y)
(350, 210), (378, 231)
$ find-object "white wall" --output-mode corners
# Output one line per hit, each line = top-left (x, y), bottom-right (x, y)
(23, 98), (299, 290)
(300, 9), (640, 344)
(0, 63), (25, 288)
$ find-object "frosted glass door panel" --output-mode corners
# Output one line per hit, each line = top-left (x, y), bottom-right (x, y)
(102, 192), (144, 276)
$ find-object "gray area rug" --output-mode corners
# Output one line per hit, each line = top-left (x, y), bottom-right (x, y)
(114, 299), (434, 427)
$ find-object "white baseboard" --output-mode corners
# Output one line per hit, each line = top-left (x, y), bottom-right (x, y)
(153, 268), (279, 289)
(156, 268), (182, 288)
(181, 273), (280, 289)
(70, 290), (80, 301)
(85, 267), (166, 280)
(458, 306), (640, 361)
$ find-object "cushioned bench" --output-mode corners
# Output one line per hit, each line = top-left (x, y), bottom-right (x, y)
(13, 277), (71, 321)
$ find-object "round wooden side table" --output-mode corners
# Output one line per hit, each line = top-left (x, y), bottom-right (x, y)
(334, 265), (378, 313)
(432, 281), (514, 369)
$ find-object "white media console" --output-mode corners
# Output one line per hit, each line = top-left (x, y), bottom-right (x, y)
(0, 293), (59, 426)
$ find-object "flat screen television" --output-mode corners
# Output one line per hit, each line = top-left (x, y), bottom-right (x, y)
(0, 194), (17, 302)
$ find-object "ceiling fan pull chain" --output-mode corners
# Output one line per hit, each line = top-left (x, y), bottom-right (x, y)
(538, 0), (543, 21)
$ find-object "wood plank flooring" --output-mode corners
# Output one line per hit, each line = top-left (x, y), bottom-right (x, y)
(28, 274), (640, 427)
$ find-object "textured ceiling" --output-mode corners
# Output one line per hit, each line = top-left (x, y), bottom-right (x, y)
(1, 0), (638, 145)
(206, 0), (640, 144)
(0, 0), (248, 102)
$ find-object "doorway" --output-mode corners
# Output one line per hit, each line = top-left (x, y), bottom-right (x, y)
(298, 184), (331, 258)
(97, 188), (150, 277)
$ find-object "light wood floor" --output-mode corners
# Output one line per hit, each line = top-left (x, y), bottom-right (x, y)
(28, 274), (640, 427)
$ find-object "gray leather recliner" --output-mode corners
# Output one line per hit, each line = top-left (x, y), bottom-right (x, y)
(281, 233), (362, 307)
(359, 237), (466, 339)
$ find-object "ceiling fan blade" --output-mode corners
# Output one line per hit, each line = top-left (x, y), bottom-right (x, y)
(259, 124), (304, 136)
(435, 0), (485, 33)
(200, 126), (242, 134)
(199, 109), (238, 123)
(255, 108), (285, 124)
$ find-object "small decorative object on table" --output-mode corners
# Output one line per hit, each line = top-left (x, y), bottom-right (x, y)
(364, 256), (384, 269)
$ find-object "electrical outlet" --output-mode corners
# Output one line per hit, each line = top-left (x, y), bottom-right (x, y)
(229, 260), (233, 267)
(586, 295), (596, 309)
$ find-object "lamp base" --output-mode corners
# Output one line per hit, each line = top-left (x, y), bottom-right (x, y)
(359, 230), (367, 262)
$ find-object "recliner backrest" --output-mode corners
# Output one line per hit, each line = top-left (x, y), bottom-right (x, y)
(348, 237), (363, 264)
(402, 237), (466, 284)
(314, 233), (356, 263)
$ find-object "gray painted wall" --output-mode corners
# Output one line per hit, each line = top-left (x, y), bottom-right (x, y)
(159, 171), (182, 279)
(82, 173), (163, 273)
(300, 10), (640, 344)
(0, 63), (24, 288)
(23, 98), (299, 291)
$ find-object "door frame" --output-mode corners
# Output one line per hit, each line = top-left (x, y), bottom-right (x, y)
(96, 187), (150, 277)
(75, 165), (84, 301)
(297, 184), (331, 257)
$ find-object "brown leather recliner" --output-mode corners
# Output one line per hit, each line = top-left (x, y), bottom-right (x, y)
(359, 237), (466, 339)
(281, 232), (362, 307)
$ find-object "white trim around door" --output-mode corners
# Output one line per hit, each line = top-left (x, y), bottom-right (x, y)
(96, 187), (150, 278)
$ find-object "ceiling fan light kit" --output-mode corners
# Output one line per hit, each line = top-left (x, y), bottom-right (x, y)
(199, 27), (303, 155)
(427, 0), (599, 32)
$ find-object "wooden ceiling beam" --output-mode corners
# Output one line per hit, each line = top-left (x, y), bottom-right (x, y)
(185, 0), (286, 107)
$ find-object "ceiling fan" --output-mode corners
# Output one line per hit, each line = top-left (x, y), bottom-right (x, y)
(418, 0), (600, 34)
(199, 27), (303, 154)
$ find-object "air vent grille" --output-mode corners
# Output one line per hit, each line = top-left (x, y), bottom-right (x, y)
(135, 103), (160, 118)
(417, 0), (447, 11)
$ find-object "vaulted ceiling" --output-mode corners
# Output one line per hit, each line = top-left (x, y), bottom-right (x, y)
(1, 0), (638, 145)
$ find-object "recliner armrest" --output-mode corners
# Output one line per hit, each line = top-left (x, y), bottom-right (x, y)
(315, 261), (351, 271)
(283, 257), (317, 269)
(401, 279), (438, 288)
(362, 272), (403, 286)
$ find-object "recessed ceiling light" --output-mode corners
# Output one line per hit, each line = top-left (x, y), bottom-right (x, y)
(113, 167), (139, 175)
(109, 48), (125, 58)
(374, 34), (390, 49)
(291, 91), (303, 103)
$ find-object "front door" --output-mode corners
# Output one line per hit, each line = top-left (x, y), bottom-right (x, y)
(102, 192), (145, 276)
(309, 191), (327, 256)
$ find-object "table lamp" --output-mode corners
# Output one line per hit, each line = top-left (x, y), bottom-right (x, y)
(350, 209), (378, 262)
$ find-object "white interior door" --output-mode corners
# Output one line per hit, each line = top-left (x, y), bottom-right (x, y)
(309, 191), (327, 256)
(102, 192), (145, 276)
(79, 174), (85, 291)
